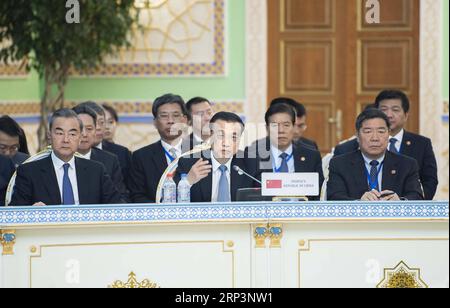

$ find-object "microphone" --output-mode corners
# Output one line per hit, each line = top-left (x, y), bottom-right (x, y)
(233, 165), (262, 185)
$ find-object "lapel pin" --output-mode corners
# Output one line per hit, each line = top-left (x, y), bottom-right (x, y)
(406, 141), (412, 146)
(301, 157), (306, 162)
(391, 170), (397, 175)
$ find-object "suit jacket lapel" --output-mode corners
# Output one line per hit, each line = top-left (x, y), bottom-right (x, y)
(154, 141), (169, 175)
(351, 152), (370, 192)
(400, 131), (414, 156)
(381, 152), (398, 192)
(75, 158), (90, 204)
(200, 153), (213, 202)
(293, 145), (304, 172)
(41, 157), (62, 205)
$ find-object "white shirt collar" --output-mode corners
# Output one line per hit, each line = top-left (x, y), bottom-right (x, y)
(96, 143), (103, 150)
(51, 152), (76, 170)
(270, 143), (294, 160)
(361, 152), (386, 165)
(390, 129), (405, 143)
(211, 155), (232, 173)
(161, 139), (182, 153)
(78, 150), (92, 160)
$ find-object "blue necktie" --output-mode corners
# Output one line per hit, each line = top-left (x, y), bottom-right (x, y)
(278, 153), (289, 173)
(63, 163), (75, 205)
(369, 160), (380, 191)
(389, 138), (399, 154)
(217, 165), (230, 202)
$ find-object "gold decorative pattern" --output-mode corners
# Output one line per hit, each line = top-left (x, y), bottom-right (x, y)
(377, 261), (428, 289)
(254, 224), (268, 248)
(254, 223), (284, 248)
(268, 224), (283, 248)
(0, 229), (16, 255)
(298, 238), (447, 288)
(108, 272), (160, 288)
(70, 0), (225, 77)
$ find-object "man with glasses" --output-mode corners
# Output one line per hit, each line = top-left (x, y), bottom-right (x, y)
(128, 94), (189, 203)
(327, 108), (423, 201)
(10, 109), (122, 206)
(0, 116), (30, 168)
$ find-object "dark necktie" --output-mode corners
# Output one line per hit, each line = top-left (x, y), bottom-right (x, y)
(389, 138), (399, 154)
(63, 163), (75, 205)
(279, 153), (289, 173)
(369, 160), (380, 191)
(217, 165), (230, 202)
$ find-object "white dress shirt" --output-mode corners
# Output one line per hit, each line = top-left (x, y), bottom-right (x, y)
(211, 156), (232, 202)
(51, 152), (80, 205)
(96, 143), (103, 150)
(78, 150), (92, 160)
(389, 129), (405, 153)
(161, 139), (183, 165)
(362, 153), (386, 191)
(270, 144), (295, 173)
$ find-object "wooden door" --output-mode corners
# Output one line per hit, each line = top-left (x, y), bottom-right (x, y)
(268, 0), (420, 154)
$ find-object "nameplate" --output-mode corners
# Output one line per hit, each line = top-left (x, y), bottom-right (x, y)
(261, 173), (320, 197)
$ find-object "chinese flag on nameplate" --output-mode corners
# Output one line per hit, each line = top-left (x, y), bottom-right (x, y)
(266, 180), (283, 189)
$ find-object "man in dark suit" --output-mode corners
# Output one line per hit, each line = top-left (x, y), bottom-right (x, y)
(0, 116), (30, 168)
(128, 94), (189, 203)
(76, 101), (132, 184)
(73, 105), (128, 202)
(246, 103), (324, 201)
(333, 90), (438, 200)
(250, 98), (319, 153)
(177, 112), (256, 203)
(10, 109), (122, 206)
(183, 97), (215, 152)
(327, 108), (424, 201)
(1, 155), (15, 206)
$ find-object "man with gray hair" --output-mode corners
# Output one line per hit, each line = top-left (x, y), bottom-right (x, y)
(10, 108), (123, 206)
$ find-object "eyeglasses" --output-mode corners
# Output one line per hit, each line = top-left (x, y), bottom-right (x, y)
(0, 144), (20, 153)
(53, 131), (80, 140)
(157, 113), (184, 121)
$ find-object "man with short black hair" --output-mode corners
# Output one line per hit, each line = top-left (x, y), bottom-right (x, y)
(10, 109), (123, 206)
(270, 97), (319, 151)
(184, 97), (214, 150)
(246, 103), (324, 201)
(129, 94), (189, 203)
(327, 108), (423, 201)
(0, 116), (30, 167)
(72, 105), (128, 202)
(77, 101), (132, 189)
(177, 112), (256, 203)
(332, 90), (438, 200)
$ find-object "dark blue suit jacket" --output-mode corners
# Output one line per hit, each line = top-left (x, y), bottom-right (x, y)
(10, 156), (123, 206)
(327, 150), (424, 201)
(1, 155), (15, 206)
(333, 131), (438, 200)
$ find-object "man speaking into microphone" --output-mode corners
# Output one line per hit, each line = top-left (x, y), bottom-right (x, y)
(176, 112), (258, 203)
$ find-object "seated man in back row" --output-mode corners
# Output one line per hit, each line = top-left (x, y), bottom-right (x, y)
(177, 112), (258, 203)
(327, 108), (424, 201)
